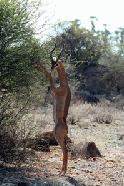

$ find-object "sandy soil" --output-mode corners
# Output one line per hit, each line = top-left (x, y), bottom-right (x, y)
(23, 121), (124, 186)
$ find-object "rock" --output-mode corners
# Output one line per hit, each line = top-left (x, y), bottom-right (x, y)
(22, 131), (71, 152)
(36, 131), (58, 146)
(69, 141), (102, 159)
(33, 138), (50, 152)
(22, 137), (50, 152)
(85, 142), (102, 159)
(36, 131), (72, 147)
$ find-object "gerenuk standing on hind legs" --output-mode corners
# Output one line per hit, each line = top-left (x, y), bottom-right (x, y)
(34, 59), (71, 175)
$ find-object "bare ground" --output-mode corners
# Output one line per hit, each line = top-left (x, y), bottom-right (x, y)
(0, 102), (124, 186)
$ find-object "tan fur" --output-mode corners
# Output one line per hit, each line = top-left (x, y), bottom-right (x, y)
(35, 60), (71, 174)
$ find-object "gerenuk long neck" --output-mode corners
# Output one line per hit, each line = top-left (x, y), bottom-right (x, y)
(56, 65), (68, 87)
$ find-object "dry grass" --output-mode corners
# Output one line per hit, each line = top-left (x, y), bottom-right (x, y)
(17, 99), (124, 140)
(68, 101), (117, 127)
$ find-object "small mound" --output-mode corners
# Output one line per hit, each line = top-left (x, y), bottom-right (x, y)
(69, 141), (102, 159)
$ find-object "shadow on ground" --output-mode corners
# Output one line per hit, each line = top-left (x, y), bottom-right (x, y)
(0, 166), (86, 186)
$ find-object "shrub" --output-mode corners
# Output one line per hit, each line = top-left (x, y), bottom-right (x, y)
(94, 113), (113, 124)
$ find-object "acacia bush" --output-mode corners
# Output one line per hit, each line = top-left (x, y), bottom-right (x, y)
(0, 0), (48, 163)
